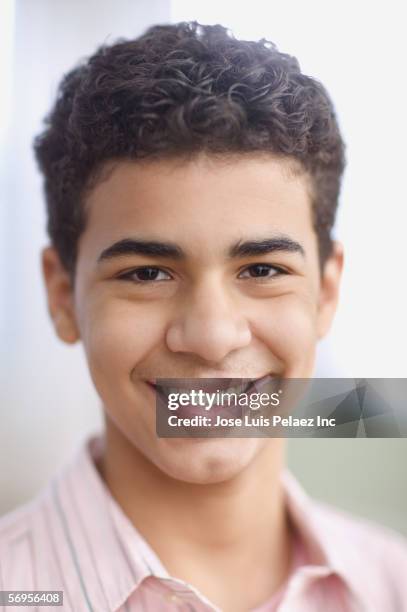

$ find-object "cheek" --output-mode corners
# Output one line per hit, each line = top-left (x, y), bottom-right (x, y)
(251, 293), (318, 375)
(80, 299), (166, 393)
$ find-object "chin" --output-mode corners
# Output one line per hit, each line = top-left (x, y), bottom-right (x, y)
(152, 436), (266, 485)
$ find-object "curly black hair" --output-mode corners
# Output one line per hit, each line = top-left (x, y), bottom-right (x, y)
(34, 21), (345, 281)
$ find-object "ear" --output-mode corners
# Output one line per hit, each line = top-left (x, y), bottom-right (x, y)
(316, 241), (344, 339)
(41, 246), (80, 344)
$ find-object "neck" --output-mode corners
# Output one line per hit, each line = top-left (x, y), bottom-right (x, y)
(98, 420), (292, 610)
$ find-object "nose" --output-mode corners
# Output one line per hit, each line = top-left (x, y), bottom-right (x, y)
(166, 279), (252, 362)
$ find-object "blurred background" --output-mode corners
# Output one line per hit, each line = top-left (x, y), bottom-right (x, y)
(1, 0), (406, 534)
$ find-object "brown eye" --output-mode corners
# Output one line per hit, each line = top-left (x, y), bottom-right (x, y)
(238, 264), (285, 279)
(119, 267), (172, 282)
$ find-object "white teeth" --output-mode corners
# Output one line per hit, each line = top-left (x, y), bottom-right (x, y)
(156, 382), (252, 396)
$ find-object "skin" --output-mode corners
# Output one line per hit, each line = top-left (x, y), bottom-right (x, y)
(42, 153), (343, 611)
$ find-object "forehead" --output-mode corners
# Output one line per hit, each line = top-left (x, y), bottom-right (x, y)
(80, 153), (315, 258)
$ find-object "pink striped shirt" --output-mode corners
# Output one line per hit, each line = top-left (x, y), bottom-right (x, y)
(1, 435), (407, 611)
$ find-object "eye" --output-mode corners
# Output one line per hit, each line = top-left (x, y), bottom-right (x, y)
(118, 266), (172, 283)
(238, 263), (286, 280)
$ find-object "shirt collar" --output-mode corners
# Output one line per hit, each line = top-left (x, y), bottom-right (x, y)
(280, 468), (367, 610)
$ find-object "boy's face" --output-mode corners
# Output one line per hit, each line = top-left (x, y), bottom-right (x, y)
(42, 154), (343, 484)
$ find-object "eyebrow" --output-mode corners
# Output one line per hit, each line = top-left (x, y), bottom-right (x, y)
(97, 239), (183, 263)
(229, 237), (305, 258)
(97, 235), (305, 264)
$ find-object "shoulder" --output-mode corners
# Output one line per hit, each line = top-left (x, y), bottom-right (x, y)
(0, 498), (38, 589)
(0, 437), (97, 573)
(0, 491), (48, 565)
(0, 485), (68, 591)
(311, 498), (407, 608)
(313, 497), (407, 554)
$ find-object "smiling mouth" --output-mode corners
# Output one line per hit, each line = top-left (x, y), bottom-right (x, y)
(146, 374), (275, 398)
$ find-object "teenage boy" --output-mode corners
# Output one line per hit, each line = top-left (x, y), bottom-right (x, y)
(1, 21), (406, 612)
